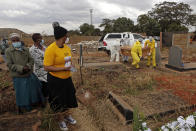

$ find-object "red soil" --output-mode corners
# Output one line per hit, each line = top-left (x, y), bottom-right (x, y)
(155, 74), (196, 104)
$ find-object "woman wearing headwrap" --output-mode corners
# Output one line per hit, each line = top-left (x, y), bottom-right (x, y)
(5, 33), (44, 113)
(44, 25), (78, 131)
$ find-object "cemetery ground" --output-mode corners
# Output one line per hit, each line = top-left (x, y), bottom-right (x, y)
(0, 47), (196, 131)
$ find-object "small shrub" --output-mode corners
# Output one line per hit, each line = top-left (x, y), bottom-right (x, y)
(132, 106), (145, 131)
(40, 105), (59, 131)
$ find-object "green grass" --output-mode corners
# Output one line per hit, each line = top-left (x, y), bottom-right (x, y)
(132, 106), (145, 131)
(124, 79), (155, 96)
(40, 105), (60, 131)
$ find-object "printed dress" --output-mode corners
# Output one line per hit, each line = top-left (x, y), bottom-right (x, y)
(29, 45), (47, 82)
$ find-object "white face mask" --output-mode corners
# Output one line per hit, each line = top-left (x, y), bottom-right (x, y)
(65, 37), (69, 44)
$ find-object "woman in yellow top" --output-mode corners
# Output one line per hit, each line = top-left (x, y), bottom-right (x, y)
(144, 36), (156, 68)
(131, 38), (142, 69)
(44, 25), (77, 131)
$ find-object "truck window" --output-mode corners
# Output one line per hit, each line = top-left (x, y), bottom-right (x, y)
(107, 34), (121, 38)
(133, 34), (144, 39)
(123, 34), (129, 38)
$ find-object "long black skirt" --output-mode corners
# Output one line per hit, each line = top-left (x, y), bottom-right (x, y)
(47, 73), (78, 112)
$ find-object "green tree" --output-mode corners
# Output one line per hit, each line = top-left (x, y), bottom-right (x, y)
(79, 23), (95, 36)
(148, 1), (194, 32)
(137, 14), (161, 36)
(68, 29), (80, 36)
(113, 17), (134, 32)
(99, 18), (114, 34)
(92, 28), (101, 36)
(167, 23), (188, 32)
(99, 17), (135, 34)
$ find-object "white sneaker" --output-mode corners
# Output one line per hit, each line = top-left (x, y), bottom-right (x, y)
(65, 115), (77, 125)
(59, 121), (68, 131)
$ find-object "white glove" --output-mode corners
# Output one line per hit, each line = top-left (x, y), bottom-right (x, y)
(148, 53), (151, 56)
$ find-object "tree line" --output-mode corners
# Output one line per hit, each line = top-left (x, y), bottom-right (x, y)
(69, 1), (196, 36)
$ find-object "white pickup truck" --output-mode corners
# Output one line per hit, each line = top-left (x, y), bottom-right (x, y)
(98, 32), (154, 52)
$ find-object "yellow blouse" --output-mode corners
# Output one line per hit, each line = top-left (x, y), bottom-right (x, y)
(44, 42), (71, 79)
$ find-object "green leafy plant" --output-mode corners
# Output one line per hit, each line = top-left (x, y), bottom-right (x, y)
(133, 107), (145, 131)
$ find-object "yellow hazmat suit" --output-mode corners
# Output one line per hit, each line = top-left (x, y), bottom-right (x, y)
(131, 41), (142, 68)
(144, 39), (156, 67)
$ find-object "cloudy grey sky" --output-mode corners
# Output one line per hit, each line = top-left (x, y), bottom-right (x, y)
(0, 0), (195, 35)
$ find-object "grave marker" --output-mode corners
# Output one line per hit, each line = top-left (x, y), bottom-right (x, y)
(168, 46), (183, 68)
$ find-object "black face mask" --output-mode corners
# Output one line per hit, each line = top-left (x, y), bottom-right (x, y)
(59, 45), (64, 48)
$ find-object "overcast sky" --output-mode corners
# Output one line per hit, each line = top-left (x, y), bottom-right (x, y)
(0, 0), (195, 35)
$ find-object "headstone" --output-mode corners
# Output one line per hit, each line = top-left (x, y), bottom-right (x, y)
(168, 46), (183, 67)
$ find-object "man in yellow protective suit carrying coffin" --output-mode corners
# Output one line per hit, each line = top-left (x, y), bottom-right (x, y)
(144, 36), (156, 68)
(131, 38), (142, 69)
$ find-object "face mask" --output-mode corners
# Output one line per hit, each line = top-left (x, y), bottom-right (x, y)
(12, 42), (22, 48)
(65, 37), (69, 44)
(40, 39), (44, 45)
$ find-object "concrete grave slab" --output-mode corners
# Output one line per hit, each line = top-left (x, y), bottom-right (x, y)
(108, 92), (133, 124)
(124, 91), (195, 118)
(165, 46), (196, 71)
(108, 91), (196, 125)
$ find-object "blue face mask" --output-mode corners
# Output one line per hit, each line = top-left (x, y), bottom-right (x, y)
(12, 42), (22, 48)
(40, 39), (44, 45)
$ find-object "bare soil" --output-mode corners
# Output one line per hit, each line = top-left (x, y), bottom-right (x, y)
(0, 47), (196, 131)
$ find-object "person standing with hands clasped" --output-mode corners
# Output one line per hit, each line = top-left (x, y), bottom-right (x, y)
(5, 33), (44, 113)
(44, 24), (78, 131)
